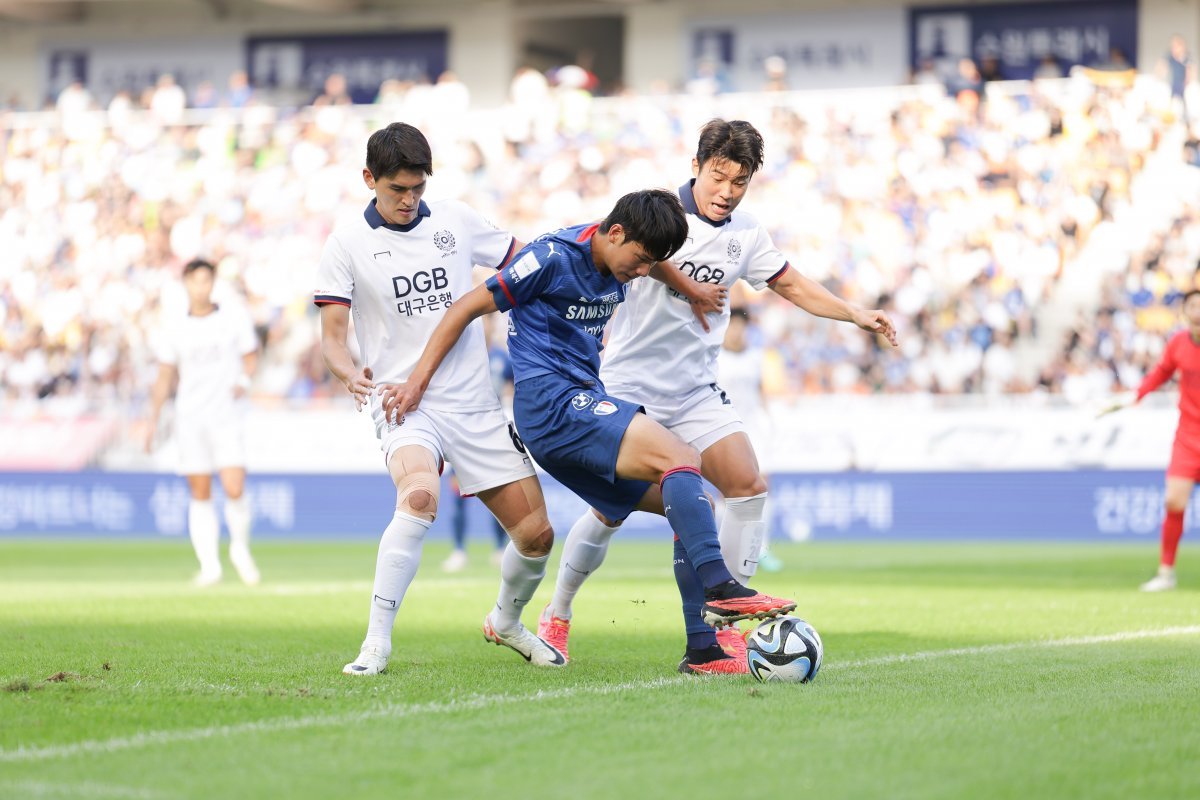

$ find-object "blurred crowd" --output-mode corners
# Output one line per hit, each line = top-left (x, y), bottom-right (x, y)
(3, 56), (1200, 419)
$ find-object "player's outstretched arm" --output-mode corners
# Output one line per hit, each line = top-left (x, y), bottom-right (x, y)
(144, 363), (177, 453)
(319, 304), (375, 410)
(648, 262), (727, 332)
(381, 284), (500, 422)
(770, 269), (898, 346)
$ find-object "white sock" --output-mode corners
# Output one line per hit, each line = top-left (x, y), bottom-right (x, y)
(492, 542), (549, 633)
(188, 499), (221, 575)
(719, 492), (768, 584)
(224, 496), (252, 553)
(362, 511), (431, 653)
(550, 511), (620, 620)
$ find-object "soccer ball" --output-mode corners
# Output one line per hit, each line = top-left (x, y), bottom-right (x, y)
(745, 616), (823, 683)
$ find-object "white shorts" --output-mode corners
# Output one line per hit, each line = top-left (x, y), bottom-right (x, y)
(374, 403), (535, 495)
(175, 414), (246, 475)
(613, 383), (746, 454)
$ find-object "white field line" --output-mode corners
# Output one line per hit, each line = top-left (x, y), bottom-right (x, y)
(826, 625), (1200, 670)
(0, 779), (169, 798)
(2, 625), (1198, 765)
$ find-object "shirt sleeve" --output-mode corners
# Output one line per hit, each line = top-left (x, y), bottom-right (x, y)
(461, 203), (516, 270)
(742, 225), (791, 290)
(1137, 335), (1179, 400)
(485, 242), (555, 312)
(314, 234), (353, 307)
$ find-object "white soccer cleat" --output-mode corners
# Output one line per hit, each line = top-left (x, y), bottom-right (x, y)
(192, 567), (222, 588)
(342, 645), (390, 676)
(483, 611), (566, 667)
(229, 545), (261, 586)
(441, 549), (469, 573)
(1140, 569), (1177, 592)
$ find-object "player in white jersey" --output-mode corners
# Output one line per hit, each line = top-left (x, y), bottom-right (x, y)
(316, 123), (564, 675)
(538, 119), (897, 674)
(146, 258), (261, 587)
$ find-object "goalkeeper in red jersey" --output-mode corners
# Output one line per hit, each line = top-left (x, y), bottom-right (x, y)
(1104, 289), (1200, 591)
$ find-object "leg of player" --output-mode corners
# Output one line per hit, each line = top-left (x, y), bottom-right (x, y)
(701, 432), (769, 661)
(343, 445), (439, 676)
(614, 413), (795, 627)
(186, 474), (222, 587)
(539, 509), (622, 658)
(1142, 476), (1193, 591)
(701, 432), (769, 584)
(218, 466), (259, 586)
(477, 476), (565, 666)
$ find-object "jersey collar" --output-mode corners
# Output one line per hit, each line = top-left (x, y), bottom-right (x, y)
(679, 180), (731, 228)
(364, 198), (431, 232)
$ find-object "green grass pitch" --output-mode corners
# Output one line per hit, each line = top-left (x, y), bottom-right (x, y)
(1, 539), (1198, 799)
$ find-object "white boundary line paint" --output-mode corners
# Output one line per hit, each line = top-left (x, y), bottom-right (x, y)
(2, 626), (1198, 765)
(0, 779), (168, 798)
(827, 625), (1200, 670)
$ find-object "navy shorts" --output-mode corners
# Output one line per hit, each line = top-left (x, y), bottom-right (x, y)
(512, 373), (651, 522)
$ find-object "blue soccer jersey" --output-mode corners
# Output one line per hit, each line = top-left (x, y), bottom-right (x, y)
(485, 223), (626, 387)
(484, 222), (650, 520)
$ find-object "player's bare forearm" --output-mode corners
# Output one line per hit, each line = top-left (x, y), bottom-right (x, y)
(147, 364), (176, 420)
(319, 304), (375, 408)
(649, 262), (726, 331)
(772, 270), (898, 346)
(408, 284), (497, 390)
(383, 285), (497, 421)
(318, 305), (358, 385)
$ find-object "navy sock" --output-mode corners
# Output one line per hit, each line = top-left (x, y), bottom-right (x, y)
(661, 467), (732, 589)
(673, 536), (717, 651)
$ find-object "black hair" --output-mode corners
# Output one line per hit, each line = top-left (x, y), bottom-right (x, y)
(366, 122), (434, 180)
(183, 258), (215, 276)
(696, 119), (765, 176)
(729, 307), (751, 322)
(599, 189), (688, 262)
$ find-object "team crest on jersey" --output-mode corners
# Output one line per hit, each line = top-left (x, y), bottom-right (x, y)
(433, 230), (456, 254)
(593, 401), (617, 416)
(571, 393), (594, 410)
(727, 239), (742, 263)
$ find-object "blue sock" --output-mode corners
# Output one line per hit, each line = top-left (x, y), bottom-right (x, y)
(661, 467), (733, 590)
(673, 536), (717, 651)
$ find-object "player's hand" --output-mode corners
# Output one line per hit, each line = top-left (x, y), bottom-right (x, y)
(853, 309), (898, 347)
(1097, 391), (1136, 418)
(688, 283), (728, 333)
(381, 381), (425, 426)
(344, 367), (376, 411)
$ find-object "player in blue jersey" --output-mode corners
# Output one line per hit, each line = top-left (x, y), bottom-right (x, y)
(541, 120), (897, 675)
(382, 190), (796, 655)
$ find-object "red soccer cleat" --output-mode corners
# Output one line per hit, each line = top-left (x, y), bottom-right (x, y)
(536, 604), (571, 663)
(678, 648), (748, 675)
(702, 587), (796, 627)
(716, 625), (748, 662)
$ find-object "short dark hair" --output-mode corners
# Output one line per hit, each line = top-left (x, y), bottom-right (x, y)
(600, 190), (688, 262)
(366, 122), (434, 180)
(696, 119), (765, 176)
(183, 258), (215, 276)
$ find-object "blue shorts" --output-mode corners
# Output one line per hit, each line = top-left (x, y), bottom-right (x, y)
(512, 373), (651, 522)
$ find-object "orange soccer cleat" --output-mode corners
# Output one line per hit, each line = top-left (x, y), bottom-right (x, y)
(702, 584), (796, 627)
(536, 604), (572, 663)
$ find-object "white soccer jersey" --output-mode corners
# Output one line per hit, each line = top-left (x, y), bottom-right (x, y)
(313, 198), (515, 416)
(156, 303), (257, 420)
(601, 181), (789, 406)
